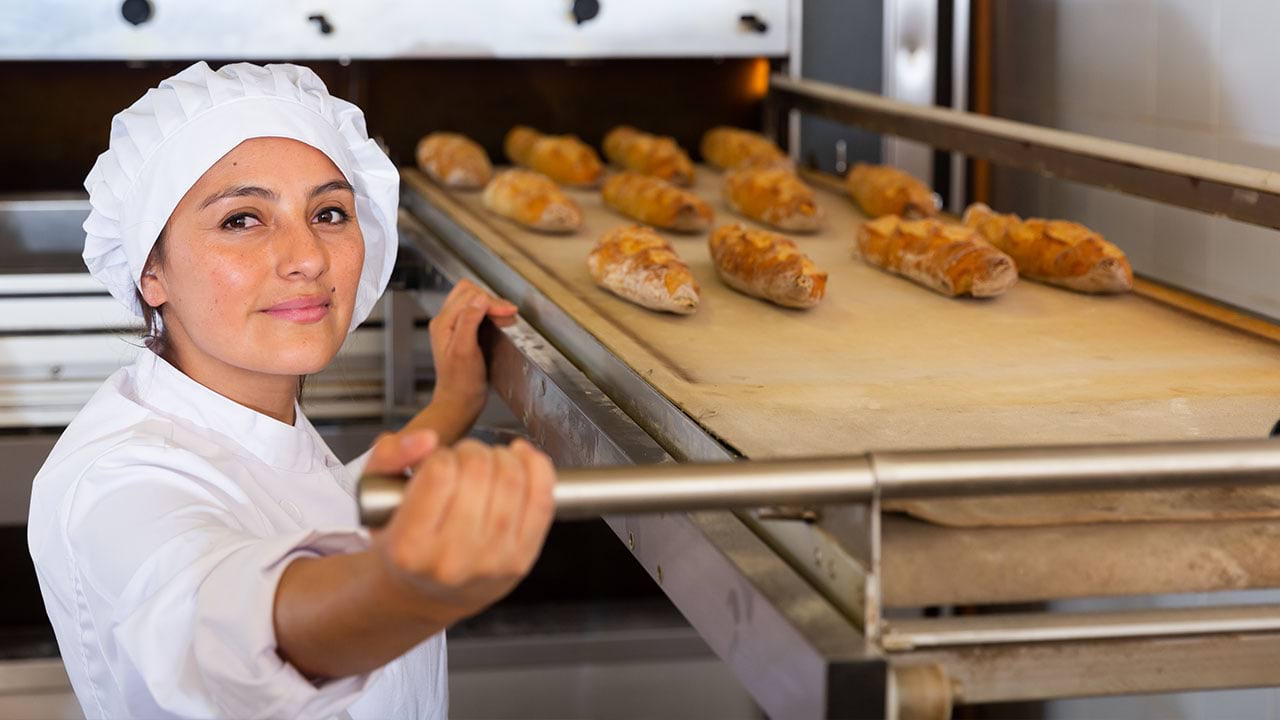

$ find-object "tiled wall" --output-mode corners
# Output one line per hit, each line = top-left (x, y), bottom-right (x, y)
(992, 0), (1280, 320)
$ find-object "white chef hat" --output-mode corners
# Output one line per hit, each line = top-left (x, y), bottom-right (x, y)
(82, 61), (399, 333)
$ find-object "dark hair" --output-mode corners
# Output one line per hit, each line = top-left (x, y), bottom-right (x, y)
(134, 228), (306, 402)
(135, 229), (169, 356)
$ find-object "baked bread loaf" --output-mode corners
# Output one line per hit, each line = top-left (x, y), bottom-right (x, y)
(700, 126), (790, 171)
(415, 132), (492, 190)
(963, 203), (1133, 294)
(481, 169), (582, 233)
(722, 167), (824, 232)
(504, 125), (603, 187)
(602, 125), (695, 186)
(587, 225), (700, 315)
(857, 216), (1017, 297)
(708, 223), (827, 309)
(845, 163), (938, 218)
(602, 172), (713, 233)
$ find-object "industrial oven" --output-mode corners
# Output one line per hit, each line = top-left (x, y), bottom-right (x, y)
(7, 2), (1280, 719)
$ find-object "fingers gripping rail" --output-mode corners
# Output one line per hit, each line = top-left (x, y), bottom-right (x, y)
(359, 438), (1280, 527)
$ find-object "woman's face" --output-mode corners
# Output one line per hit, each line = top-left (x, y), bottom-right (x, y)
(142, 137), (365, 377)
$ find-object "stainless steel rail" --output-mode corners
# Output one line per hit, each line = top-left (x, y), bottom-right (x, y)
(360, 437), (1280, 526)
(769, 74), (1280, 231)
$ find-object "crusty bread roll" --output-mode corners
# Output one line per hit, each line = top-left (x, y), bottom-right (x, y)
(602, 172), (713, 233)
(415, 132), (492, 190)
(857, 216), (1017, 298)
(722, 167), (824, 233)
(700, 126), (791, 171)
(503, 125), (603, 187)
(481, 169), (582, 233)
(602, 125), (696, 186)
(708, 223), (827, 309)
(845, 163), (938, 218)
(587, 225), (700, 315)
(963, 203), (1133, 294)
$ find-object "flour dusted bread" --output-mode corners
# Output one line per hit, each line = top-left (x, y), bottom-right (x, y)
(602, 172), (713, 233)
(415, 132), (492, 190)
(504, 125), (603, 187)
(603, 125), (696, 186)
(700, 126), (790, 171)
(709, 223), (827, 309)
(587, 225), (700, 315)
(481, 169), (582, 233)
(963, 203), (1133, 294)
(845, 163), (938, 218)
(857, 216), (1017, 297)
(722, 167), (824, 232)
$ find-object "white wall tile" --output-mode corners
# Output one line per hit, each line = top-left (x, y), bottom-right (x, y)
(1153, 0), (1219, 128)
(1218, 0), (1280, 145)
(1054, 0), (1157, 118)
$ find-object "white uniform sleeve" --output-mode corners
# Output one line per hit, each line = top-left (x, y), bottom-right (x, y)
(63, 444), (377, 720)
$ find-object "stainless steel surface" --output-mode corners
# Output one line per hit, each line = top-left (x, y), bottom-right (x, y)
(382, 289), (418, 416)
(360, 438), (1280, 525)
(3, 2), (790, 60)
(770, 74), (1280, 230)
(396, 205), (889, 719)
(883, 603), (1280, 651)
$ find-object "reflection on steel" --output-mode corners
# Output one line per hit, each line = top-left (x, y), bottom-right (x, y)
(769, 74), (1280, 230)
(360, 438), (1280, 527)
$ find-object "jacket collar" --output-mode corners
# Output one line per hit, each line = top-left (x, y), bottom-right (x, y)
(132, 349), (318, 472)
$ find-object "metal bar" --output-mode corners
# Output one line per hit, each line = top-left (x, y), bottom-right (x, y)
(883, 604), (1280, 651)
(360, 438), (1280, 526)
(770, 74), (1280, 230)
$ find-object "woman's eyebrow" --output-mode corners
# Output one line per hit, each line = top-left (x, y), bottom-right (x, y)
(199, 185), (277, 210)
(310, 179), (354, 197)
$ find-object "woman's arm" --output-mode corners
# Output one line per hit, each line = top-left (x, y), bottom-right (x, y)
(402, 280), (518, 446)
(274, 432), (554, 679)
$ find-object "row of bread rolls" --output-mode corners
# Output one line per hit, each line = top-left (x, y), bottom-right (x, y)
(588, 223), (827, 315)
(415, 126), (1132, 308)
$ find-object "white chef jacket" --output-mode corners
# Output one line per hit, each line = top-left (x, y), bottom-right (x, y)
(27, 349), (447, 720)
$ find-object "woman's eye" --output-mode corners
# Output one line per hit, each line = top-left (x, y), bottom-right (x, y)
(222, 213), (262, 231)
(315, 207), (349, 225)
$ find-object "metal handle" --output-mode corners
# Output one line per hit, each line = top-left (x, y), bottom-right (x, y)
(359, 438), (1280, 527)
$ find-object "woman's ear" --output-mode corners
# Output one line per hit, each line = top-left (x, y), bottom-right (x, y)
(139, 266), (168, 309)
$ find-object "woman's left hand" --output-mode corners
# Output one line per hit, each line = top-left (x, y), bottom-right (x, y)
(427, 279), (518, 425)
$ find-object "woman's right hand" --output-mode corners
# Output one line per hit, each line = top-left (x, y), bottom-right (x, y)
(369, 436), (556, 625)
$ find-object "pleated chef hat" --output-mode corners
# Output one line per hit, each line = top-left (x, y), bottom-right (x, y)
(82, 61), (399, 332)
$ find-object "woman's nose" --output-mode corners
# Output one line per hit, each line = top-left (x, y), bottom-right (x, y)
(276, 218), (328, 280)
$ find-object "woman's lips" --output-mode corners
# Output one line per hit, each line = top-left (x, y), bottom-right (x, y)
(264, 295), (330, 324)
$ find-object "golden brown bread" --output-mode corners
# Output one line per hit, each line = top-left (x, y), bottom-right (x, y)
(602, 172), (713, 233)
(963, 203), (1133, 294)
(845, 163), (938, 218)
(587, 225), (700, 315)
(857, 216), (1018, 298)
(722, 167), (824, 233)
(700, 126), (791, 171)
(602, 125), (696, 186)
(481, 169), (582, 233)
(708, 223), (827, 309)
(415, 132), (492, 190)
(503, 125), (603, 187)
